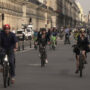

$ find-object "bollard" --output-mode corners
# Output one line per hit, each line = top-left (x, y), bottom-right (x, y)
(22, 40), (24, 50)
(18, 41), (20, 51)
(30, 40), (32, 48)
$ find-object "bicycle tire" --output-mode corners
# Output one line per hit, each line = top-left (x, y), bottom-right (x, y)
(79, 55), (84, 77)
(80, 68), (82, 77)
(52, 45), (55, 50)
(7, 67), (11, 86)
(3, 62), (8, 88)
(41, 54), (45, 67)
(8, 76), (11, 86)
(34, 45), (37, 50)
(41, 59), (45, 67)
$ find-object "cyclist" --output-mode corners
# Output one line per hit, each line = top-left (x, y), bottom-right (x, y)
(0, 24), (18, 84)
(73, 29), (80, 40)
(74, 28), (89, 74)
(37, 28), (50, 64)
(33, 30), (38, 49)
(51, 28), (57, 46)
(64, 27), (70, 44)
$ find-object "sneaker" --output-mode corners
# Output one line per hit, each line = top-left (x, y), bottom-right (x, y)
(45, 59), (48, 64)
(84, 61), (88, 64)
(11, 78), (15, 84)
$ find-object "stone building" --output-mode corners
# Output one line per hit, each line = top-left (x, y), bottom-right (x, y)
(0, 0), (23, 29)
(0, 0), (56, 30)
(56, 0), (81, 28)
(0, 0), (82, 30)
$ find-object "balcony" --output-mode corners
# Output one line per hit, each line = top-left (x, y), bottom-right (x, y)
(28, 0), (47, 9)
(48, 7), (54, 11)
(28, 0), (41, 5)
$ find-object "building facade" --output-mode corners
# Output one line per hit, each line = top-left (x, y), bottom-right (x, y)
(0, 0), (83, 30)
(0, 0), (56, 30)
(57, 0), (81, 28)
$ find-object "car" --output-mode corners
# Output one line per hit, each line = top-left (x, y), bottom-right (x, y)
(16, 30), (25, 41)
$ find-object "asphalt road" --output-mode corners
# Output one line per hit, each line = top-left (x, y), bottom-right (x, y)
(0, 39), (90, 90)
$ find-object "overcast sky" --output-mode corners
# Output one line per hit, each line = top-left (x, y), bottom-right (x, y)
(78, 0), (90, 14)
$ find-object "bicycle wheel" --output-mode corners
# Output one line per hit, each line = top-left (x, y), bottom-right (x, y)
(34, 45), (37, 50)
(3, 62), (9, 88)
(52, 45), (55, 50)
(41, 54), (45, 67)
(41, 56), (45, 67)
(79, 55), (84, 77)
(7, 68), (11, 86)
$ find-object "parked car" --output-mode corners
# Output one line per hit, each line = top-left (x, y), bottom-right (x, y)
(16, 30), (25, 41)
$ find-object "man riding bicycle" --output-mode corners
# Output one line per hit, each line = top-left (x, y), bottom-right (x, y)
(74, 28), (89, 74)
(0, 24), (18, 84)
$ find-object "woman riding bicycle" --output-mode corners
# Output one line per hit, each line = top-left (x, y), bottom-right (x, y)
(37, 28), (50, 64)
(75, 28), (89, 73)
(50, 28), (57, 46)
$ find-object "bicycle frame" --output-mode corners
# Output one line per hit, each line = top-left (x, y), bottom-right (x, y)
(40, 46), (46, 67)
(72, 45), (85, 77)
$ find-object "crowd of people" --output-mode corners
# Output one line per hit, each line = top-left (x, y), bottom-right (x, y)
(0, 24), (90, 85)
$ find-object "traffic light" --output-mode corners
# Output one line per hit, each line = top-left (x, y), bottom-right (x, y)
(2, 13), (4, 20)
(29, 18), (32, 23)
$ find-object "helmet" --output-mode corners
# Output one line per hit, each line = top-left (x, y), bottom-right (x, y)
(80, 28), (85, 33)
(3, 24), (10, 30)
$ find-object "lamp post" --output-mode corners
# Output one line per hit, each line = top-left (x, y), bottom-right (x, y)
(1, 0), (4, 28)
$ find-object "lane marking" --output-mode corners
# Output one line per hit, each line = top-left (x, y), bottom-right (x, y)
(28, 64), (41, 66)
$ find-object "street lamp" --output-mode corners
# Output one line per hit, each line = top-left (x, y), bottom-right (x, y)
(1, 0), (4, 28)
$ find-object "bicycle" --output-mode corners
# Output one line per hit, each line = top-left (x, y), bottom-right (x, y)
(72, 45), (85, 77)
(3, 54), (11, 88)
(50, 35), (56, 50)
(40, 46), (47, 67)
(0, 49), (12, 88)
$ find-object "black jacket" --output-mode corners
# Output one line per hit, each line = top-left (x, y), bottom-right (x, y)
(37, 33), (50, 46)
(77, 35), (89, 50)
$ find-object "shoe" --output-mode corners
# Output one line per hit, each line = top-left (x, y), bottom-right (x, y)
(84, 61), (88, 64)
(11, 78), (15, 84)
(39, 54), (41, 57)
(45, 59), (48, 64)
(75, 69), (79, 74)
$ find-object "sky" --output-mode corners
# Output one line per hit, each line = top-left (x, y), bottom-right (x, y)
(77, 0), (90, 14)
